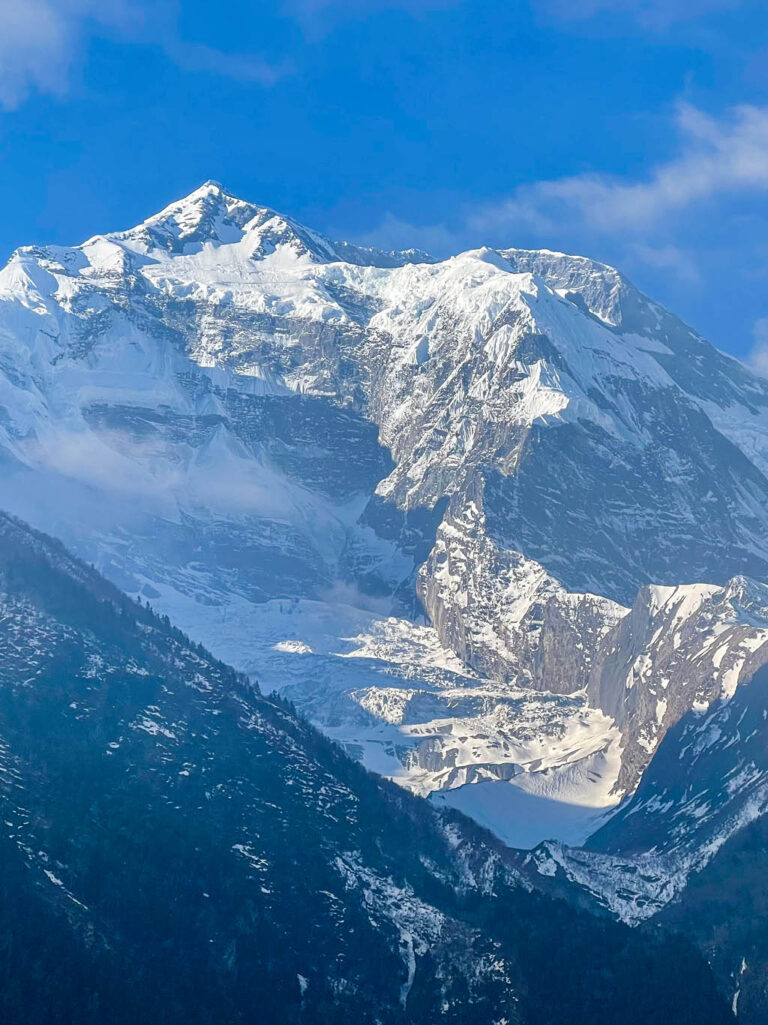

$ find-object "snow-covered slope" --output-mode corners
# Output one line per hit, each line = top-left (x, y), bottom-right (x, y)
(4, 181), (768, 848)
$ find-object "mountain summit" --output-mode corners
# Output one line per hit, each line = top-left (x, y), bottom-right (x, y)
(90, 180), (434, 267)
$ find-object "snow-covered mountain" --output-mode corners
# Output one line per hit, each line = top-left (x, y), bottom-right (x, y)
(4, 180), (768, 857)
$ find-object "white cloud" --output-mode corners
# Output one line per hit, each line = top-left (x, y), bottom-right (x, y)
(164, 41), (291, 87)
(357, 102), (768, 277)
(285, 0), (465, 18)
(625, 244), (701, 284)
(0, 0), (138, 109)
(469, 103), (768, 238)
(358, 212), (460, 258)
(542, 0), (747, 28)
(0, 0), (289, 110)
(747, 317), (768, 377)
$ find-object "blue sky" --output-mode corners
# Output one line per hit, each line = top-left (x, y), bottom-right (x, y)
(2, 1), (768, 362)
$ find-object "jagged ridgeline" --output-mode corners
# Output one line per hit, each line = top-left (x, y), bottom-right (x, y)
(0, 511), (728, 1024)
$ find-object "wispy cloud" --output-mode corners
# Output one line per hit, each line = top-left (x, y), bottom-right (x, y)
(285, 0), (466, 19)
(748, 317), (768, 377)
(361, 104), (768, 266)
(163, 41), (292, 87)
(0, 0), (138, 109)
(541, 0), (748, 29)
(358, 212), (460, 258)
(0, 0), (289, 110)
(0, 0), (465, 111)
(469, 103), (768, 237)
(625, 243), (701, 284)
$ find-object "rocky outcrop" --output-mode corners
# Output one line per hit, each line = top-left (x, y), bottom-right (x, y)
(418, 487), (624, 692)
(588, 577), (768, 793)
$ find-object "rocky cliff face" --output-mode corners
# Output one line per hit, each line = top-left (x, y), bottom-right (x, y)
(419, 490), (625, 692)
(587, 577), (768, 793)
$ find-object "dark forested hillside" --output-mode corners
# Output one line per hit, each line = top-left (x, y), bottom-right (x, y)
(660, 812), (768, 1024)
(0, 512), (730, 1024)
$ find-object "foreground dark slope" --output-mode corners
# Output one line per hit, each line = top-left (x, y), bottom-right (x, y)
(609, 666), (768, 1022)
(0, 511), (728, 1025)
(660, 813), (768, 1023)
